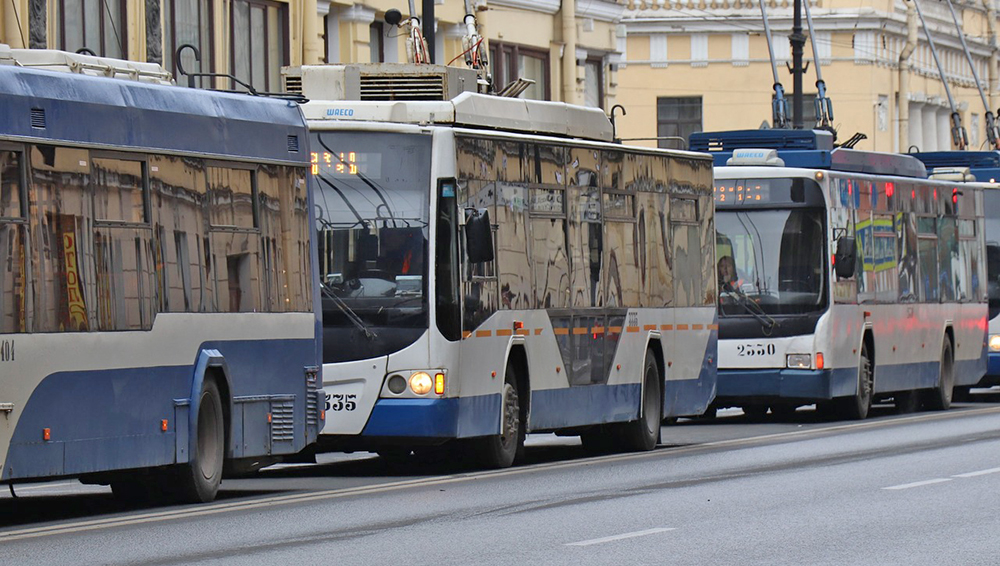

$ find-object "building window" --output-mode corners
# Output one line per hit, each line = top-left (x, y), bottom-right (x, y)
(165, 0), (213, 87)
(490, 41), (549, 100)
(369, 21), (384, 63)
(56, 0), (127, 58)
(231, 0), (288, 93)
(583, 57), (604, 109)
(656, 96), (702, 150)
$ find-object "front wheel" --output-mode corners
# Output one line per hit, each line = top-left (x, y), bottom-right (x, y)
(175, 379), (225, 503)
(836, 340), (873, 420)
(619, 353), (662, 452)
(474, 365), (524, 469)
(924, 337), (954, 411)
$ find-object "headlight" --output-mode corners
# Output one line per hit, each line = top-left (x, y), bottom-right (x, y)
(409, 372), (433, 395)
(990, 335), (1000, 352)
(786, 354), (811, 369)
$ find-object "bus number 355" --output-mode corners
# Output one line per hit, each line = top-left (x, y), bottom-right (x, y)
(736, 343), (777, 357)
(326, 393), (357, 411)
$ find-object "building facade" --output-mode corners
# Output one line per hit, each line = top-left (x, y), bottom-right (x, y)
(615, 0), (1000, 152)
(0, 0), (625, 108)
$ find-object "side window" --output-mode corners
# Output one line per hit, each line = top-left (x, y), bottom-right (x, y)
(0, 150), (28, 334)
(91, 155), (154, 331)
(148, 155), (208, 313)
(29, 145), (92, 332)
(917, 215), (939, 302)
(206, 166), (261, 313)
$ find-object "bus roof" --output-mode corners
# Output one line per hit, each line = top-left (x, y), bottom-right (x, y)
(301, 91), (615, 143)
(0, 63), (307, 163)
(689, 129), (927, 178)
(910, 150), (1000, 183)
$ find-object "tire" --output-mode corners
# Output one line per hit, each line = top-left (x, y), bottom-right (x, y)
(619, 353), (662, 452)
(893, 390), (920, 414)
(175, 379), (225, 503)
(474, 364), (524, 469)
(836, 340), (873, 420)
(924, 337), (955, 411)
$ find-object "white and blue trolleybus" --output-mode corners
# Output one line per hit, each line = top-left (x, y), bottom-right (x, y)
(288, 64), (719, 466)
(690, 129), (987, 419)
(0, 48), (323, 502)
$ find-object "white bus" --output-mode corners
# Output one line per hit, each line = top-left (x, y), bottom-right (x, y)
(289, 64), (718, 467)
(690, 129), (987, 419)
(908, 151), (1000, 394)
(0, 49), (322, 502)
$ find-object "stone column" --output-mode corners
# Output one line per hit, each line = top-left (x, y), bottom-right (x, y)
(340, 4), (376, 64)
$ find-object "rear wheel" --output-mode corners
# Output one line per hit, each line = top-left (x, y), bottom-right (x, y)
(924, 337), (955, 411)
(474, 365), (523, 469)
(175, 379), (225, 503)
(619, 353), (662, 452)
(836, 340), (873, 420)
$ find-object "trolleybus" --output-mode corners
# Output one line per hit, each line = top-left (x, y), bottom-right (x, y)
(0, 48), (322, 502)
(908, 151), (1000, 392)
(691, 129), (987, 419)
(289, 64), (718, 467)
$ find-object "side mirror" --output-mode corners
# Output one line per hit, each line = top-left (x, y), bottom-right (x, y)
(834, 236), (856, 279)
(464, 208), (494, 264)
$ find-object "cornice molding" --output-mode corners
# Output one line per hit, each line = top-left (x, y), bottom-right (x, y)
(490, 0), (625, 22)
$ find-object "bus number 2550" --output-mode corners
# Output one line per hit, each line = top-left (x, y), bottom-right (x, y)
(736, 343), (777, 357)
(326, 393), (357, 412)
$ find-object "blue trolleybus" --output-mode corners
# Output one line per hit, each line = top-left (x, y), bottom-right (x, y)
(691, 129), (987, 419)
(0, 49), (322, 502)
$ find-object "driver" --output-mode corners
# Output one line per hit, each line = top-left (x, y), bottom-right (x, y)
(718, 255), (739, 292)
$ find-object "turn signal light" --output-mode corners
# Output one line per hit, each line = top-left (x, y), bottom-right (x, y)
(43, 428), (50, 441)
(435, 373), (446, 395)
(161, 419), (168, 432)
(816, 352), (825, 370)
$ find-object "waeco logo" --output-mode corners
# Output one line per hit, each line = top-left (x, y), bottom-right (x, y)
(734, 150), (766, 159)
(326, 108), (355, 117)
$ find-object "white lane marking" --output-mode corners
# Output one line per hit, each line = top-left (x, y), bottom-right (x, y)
(882, 478), (953, 490)
(3, 405), (999, 542)
(952, 467), (1000, 478)
(566, 527), (676, 547)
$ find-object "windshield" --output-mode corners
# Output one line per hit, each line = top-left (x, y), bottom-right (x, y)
(716, 208), (827, 316)
(311, 131), (432, 335)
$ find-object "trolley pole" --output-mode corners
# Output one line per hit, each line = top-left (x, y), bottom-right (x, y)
(790, 0), (806, 128)
(423, 0), (436, 63)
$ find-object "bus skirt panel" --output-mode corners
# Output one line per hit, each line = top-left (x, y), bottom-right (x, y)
(715, 367), (856, 402)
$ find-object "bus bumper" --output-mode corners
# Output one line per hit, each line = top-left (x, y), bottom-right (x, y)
(715, 367), (855, 403)
(360, 394), (500, 438)
(981, 353), (1000, 386)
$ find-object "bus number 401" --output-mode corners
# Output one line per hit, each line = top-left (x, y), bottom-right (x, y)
(736, 343), (776, 357)
(326, 393), (357, 411)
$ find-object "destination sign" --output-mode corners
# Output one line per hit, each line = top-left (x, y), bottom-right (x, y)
(310, 151), (382, 178)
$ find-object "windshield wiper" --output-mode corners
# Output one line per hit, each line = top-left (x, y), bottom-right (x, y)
(721, 283), (778, 336)
(321, 283), (378, 341)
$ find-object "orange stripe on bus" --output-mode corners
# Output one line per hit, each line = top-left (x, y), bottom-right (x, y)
(661, 324), (673, 331)
(534, 328), (543, 335)
(515, 328), (530, 336)
(496, 329), (513, 337)
(692, 324), (704, 330)
(643, 324), (657, 331)
(591, 327), (605, 335)
(707, 324), (719, 330)
(476, 330), (492, 338)
(626, 326), (640, 333)
(554, 328), (570, 336)
(676, 324), (689, 330)
(608, 326), (622, 334)
(462, 331), (472, 339)
(572, 327), (589, 335)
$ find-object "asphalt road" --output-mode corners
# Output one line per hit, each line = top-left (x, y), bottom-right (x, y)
(2, 391), (1000, 565)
